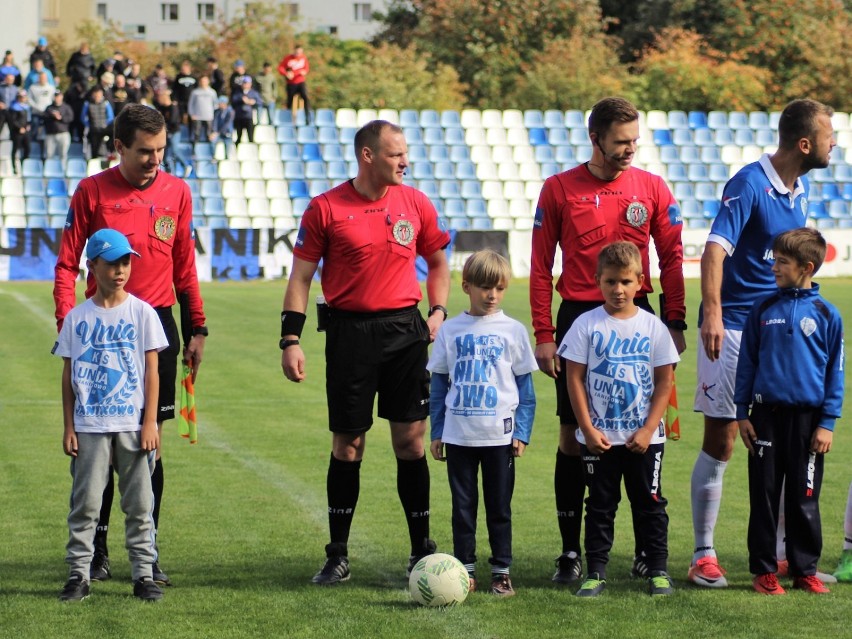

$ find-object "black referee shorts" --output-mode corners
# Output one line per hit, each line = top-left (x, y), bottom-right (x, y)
(155, 307), (180, 422)
(554, 296), (654, 424)
(325, 305), (431, 434)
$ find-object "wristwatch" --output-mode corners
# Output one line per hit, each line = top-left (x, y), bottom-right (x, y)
(428, 305), (448, 321)
(193, 326), (209, 336)
(666, 319), (688, 331)
(279, 338), (300, 350)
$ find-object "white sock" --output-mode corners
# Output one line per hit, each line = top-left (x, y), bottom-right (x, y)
(777, 478), (787, 561)
(691, 450), (727, 562)
(844, 482), (852, 551)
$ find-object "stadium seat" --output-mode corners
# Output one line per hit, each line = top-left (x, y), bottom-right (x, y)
(486, 129), (508, 146)
(679, 146), (701, 164)
(668, 111), (689, 129)
(460, 109), (482, 129)
(66, 158), (87, 178)
(728, 111), (749, 130)
(296, 127), (318, 144)
(434, 161), (455, 180)
(284, 161), (306, 180)
(734, 129), (755, 146)
(672, 129), (694, 146)
(327, 161), (348, 180)
(646, 110), (668, 130)
(748, 111), (770, 130)
(460, 180), (482, 199)
(429, 145), (450, 163)
(755, 129), (776, 147)
(548, 129), (570, 146)
(565, 110), (585, 128)
(412, 163), (434, 180)
(276, 126), (297, 144)
(43, 158), (64, 178)
(707, 111), (728, 129)
(713, 129), (735, 146)
(48, 214), (66, 228)
(659, 146), (679, 164)
(528, 127), (548, 146)
(356, 109), (378, 127)
(22, 158), (43, 177)
(439, 180), (461, 199)
(222, 179), (244, 198)
(444, 198), (465, 218)
(575, 145), (593, 163)
(314, 108), (336, 128)
(444, 127), (465, 146)
(466, 198), (488, 217)
(449, 145), (470, 163)
(1, 178), (23, 197)
(541, 162), (560, 179)
(687, 164), (709, 182)
(48, 196), (69, 214)
(653, 130), (673, 146)
(523, 110), (544, 128)
(253, 125), (276, 144)
(292, 197), (312, 216)
(26, 197), (47, 214)
(470, 217), (493, 230)
(236, 143), (259, 162)
(335, 108), (357, 128)
(418, 180), (439, 200)
(305, 161), (327, 179)
(289, 180), (310, 199)
(420, 110), (441, 129)
(543, 110), (565, 129)
(481, 109), (503, 129)
(218, 159), (240, 179)
(700, 147), (722, 164)
(45, 178), (68, 197)
(808, 200), (828, 219)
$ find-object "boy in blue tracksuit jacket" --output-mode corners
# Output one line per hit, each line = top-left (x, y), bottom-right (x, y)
(735, 227), (845, 596)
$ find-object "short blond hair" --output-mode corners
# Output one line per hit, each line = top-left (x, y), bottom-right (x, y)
(596, 241), (643, 277)
(462, 249), (511, 288)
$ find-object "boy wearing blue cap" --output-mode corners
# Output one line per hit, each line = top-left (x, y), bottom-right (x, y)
(53, 229), (169, 602)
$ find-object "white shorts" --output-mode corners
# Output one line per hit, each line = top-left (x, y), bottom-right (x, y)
(693, 329), (742, 420)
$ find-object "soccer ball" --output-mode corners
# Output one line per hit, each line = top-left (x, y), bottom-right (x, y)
(408, 553), (470, 607)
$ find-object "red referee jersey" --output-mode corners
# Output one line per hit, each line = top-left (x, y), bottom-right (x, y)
(54, 166), (205, 330)
(530, 164), (685, 344)
(294, 180), (450, 312)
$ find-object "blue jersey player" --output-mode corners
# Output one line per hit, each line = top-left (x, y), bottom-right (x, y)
(689, 99), (836, 588)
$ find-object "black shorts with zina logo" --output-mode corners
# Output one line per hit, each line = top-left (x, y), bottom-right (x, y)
(155, 307), (180, 422)
(325, 305), (431, 434)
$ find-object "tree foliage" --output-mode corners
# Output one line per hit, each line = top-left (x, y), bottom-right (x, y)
(632, 29), (770, 112)
(504, 30), (632, 110)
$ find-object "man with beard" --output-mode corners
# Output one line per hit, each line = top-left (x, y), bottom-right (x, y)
(688, 99), (837, 588)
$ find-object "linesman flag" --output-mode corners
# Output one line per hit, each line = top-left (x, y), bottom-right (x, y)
(665, 370), (680, 441)
(179, 292), (198, 444)
(659, 293), (680, 441)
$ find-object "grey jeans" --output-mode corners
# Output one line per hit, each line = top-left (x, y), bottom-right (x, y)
(66, 431), (157, 581)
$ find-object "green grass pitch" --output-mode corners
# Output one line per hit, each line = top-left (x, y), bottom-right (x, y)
(1, 276), (850, 638)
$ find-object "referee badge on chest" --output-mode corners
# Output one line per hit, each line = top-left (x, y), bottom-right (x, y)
(392, 219), (415, 246)
(625, 201), (648, 227)
(153, 215), (176, 241)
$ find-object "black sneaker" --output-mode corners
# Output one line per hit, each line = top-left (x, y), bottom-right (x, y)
(311, 555), (351, 585)
(406, 539), (438, 577)
(552, 552), (583, 584)
(631, 553), (649, 579)
(90, 552), (111, 581)
(133, 577), (164, 601)
(648, 570), (674, 596)
(152, 561), (171, 586)
(59, 573), (90, 602)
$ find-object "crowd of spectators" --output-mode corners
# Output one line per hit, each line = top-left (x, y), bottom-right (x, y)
(0, 37), (293, 176)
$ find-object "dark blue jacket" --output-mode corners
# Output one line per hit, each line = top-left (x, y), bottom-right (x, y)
(735, 284), (845, 430)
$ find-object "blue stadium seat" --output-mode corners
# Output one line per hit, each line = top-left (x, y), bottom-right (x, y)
(755, 129), (776, 147)
(667, 163), (688, 182)
(428, 145), (450, 163)
(565, 110), (585, 128)
(339, 127), (357, 145)
(674, 182), (695, 201)
(403, 127), (423, 144)
(434, 161), (455, 180)
(843, 183), (852, 201)
(466, 198), (488, 217)
(309, 180), (329, 197)
(702, 200), (721, 219)
(734, 129), (755, 146)
(749, 111), (770, 130)
(659, 146), (680, 164)
(694, 182), (716, 201)
(439, 180), (461, 199)
(688, 164), (709, 182)
(708, 164), (730, 182)
(418, 180), (439, 200)
(679, 147), (701, 164)
(821, 183), (841, 201)
(455, 161), (477, 180)
(423, 128), (444, 146)
(728, 112), (749, 130)
(196, 161), (218, 179)
(400, 110), (419, 127)
(700, 147), (722, 164)
(693, 128), (715, 147)
(24, 178), (44, 197)
(284, 161), (306, 179)
(672, 129), (694, 146)
(688, 111), (708, 129)
(471, 217), (493, 230)
(808, 200), (828, 219)
(317, 127), (339, 145)
(412, 163), (434, 180)
(443, 127), (465, 146)
(276, 126), (297, 144)
(22, 158), (43, 177)
(420, 110), (440, 128)
(292, 197), (312, 216)
(828, 200), (850, 218)
(652, 130), (673, 146)
(192, 143), (214, 161)
(440, 110), (461, 128)
(46, 178), (68, 197)
(44, 158), (64, 178)
(327, 161), (348, 180)
(305, 161), (327, 179)
(680, 199), (702, 219)
(524, 110), (544, 128)
(546, 129), (570, 146)
(541, 110), (563, 129)
(200, 180), (222, 198)
(66, 158), (87, 178)
(408, 145), (428, 163)
(26, 197), (47, 214)
(574, 145), (593, 163)
(289, 180), (310, 199)
(314, 108), (336, 127)
(528, 128), (548, 146)
(276, 109), (294, 126)
(713, 129), (735, 146)
(460, 180), (482, 199)
(48, 196), (69, 214)
(707, 111), (728, 129)
(668, 111), (689, 129)
(444, 198), (465, 218)
(554, 146), (576, 164)
(449, 145), (470, 163)
(570, 128), (590, 146)
(811, 167), (833, 182)
(534, 146), (555, 162)
(322, 144), (344, 161)
(541, 162), (560, 178)
(301, 143), (322, 161)
(835, 164), (852, 182)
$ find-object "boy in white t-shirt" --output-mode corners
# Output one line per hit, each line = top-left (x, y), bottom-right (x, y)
(428, 249), (537, 597)
(558, 241), (679, 597)
(53, 229), (169, 602)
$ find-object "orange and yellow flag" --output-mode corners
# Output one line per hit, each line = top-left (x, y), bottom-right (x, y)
(665, 370), (680, 441)
(179, 361), (197, 444)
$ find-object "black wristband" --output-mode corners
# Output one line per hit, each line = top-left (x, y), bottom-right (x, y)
(192, 326), (209, 337)
(666, 319), (688, 331)
(281, 310), (306, 337)
(428, 304), (448, 321)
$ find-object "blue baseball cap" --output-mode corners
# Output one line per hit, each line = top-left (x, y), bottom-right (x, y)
(86, 229), (140, 261)
(38, 37), (48, 46)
